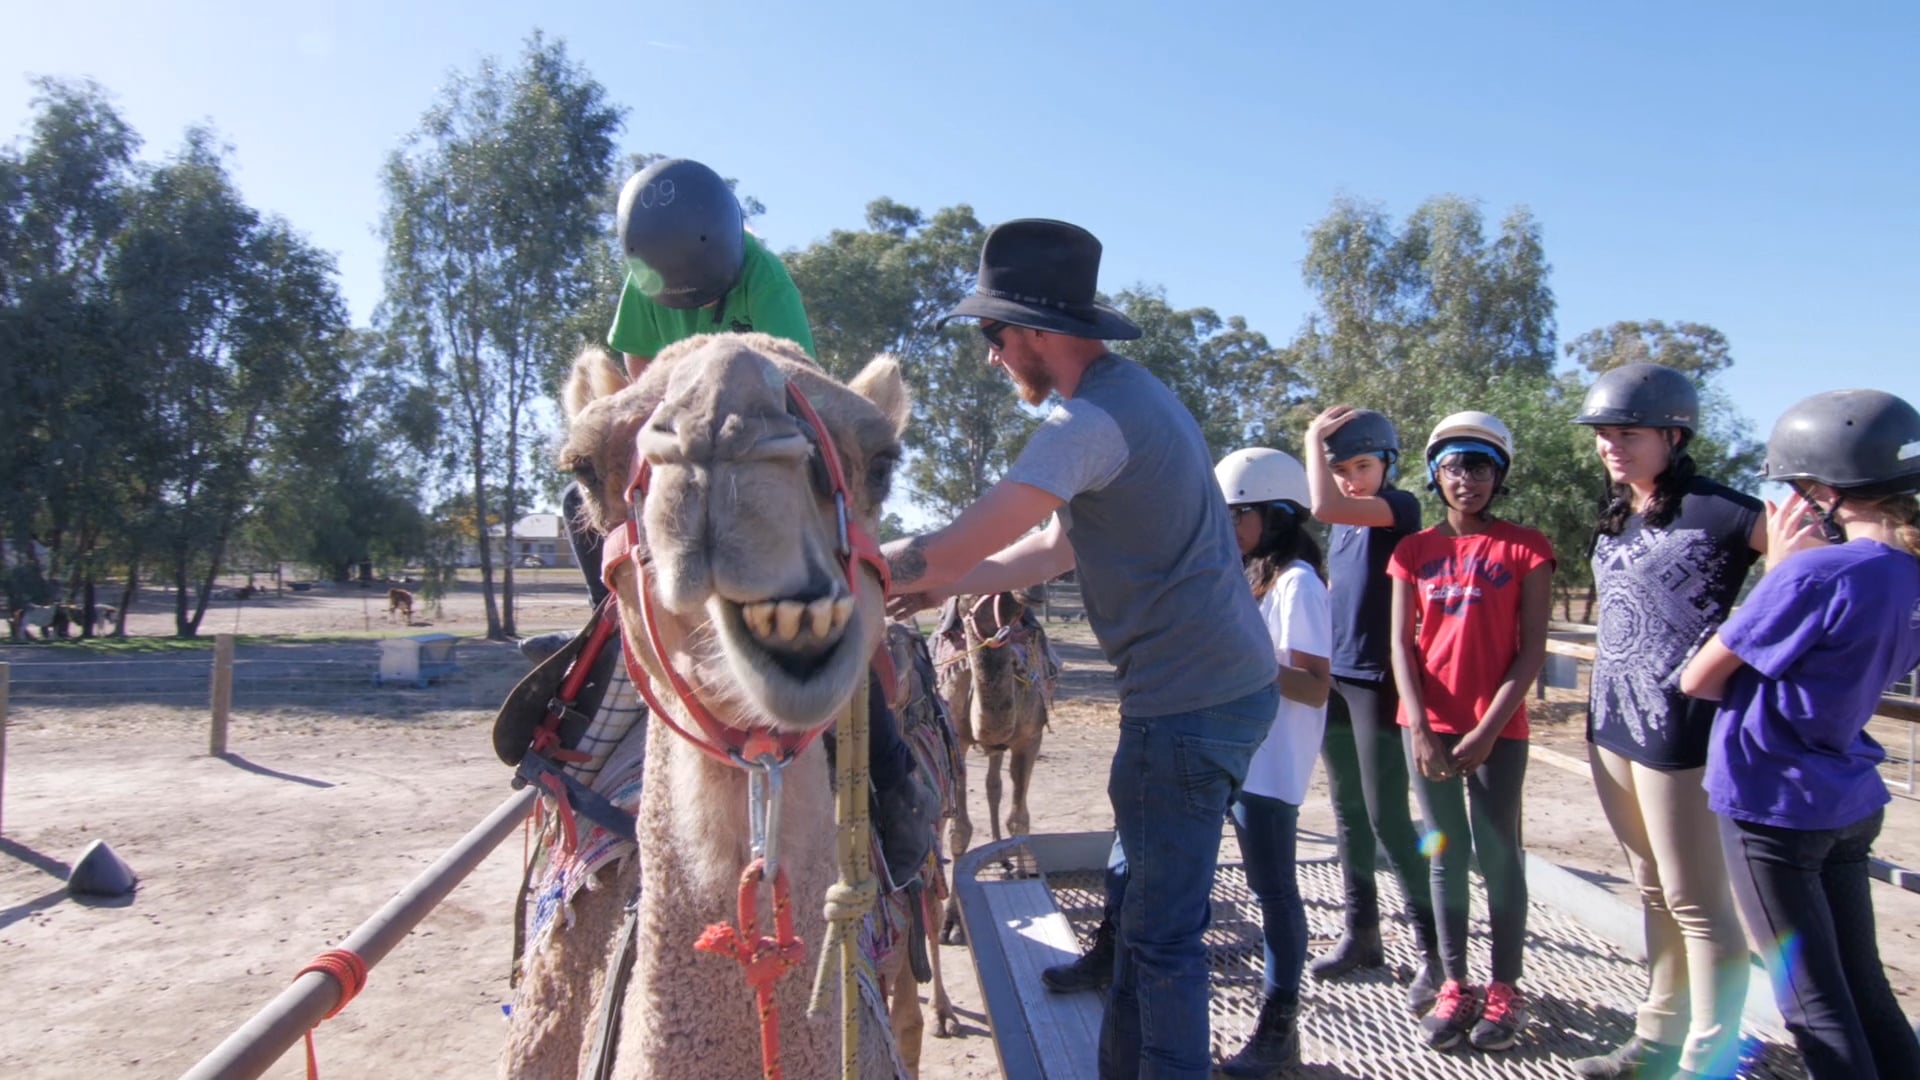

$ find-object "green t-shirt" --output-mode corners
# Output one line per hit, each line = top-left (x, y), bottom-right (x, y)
(606, 232), (817, 360)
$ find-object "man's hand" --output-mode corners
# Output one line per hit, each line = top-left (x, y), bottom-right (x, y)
(886, 591), (946, 621)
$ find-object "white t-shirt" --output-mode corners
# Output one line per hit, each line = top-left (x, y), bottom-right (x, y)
(1241, 561), (1332, 805)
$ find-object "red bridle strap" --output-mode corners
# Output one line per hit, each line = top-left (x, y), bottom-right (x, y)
(597, 375), (889, 771)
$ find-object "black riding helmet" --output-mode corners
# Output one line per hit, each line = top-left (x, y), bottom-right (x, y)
(617, 158), (745, 310)
(1574, 363), (1699, 433)
(1324, 409), (1400, 467)
(1765, 389), (1920, 497)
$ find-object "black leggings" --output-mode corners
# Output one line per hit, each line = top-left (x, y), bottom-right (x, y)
(1323, 677), (1436, 948)
(1721, 810), (1920, 1080)
(1406, 730), (1529, 984)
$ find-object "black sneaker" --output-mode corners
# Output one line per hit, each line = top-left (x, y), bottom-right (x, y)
(1041, 919), (1115, 993)
(1571, 1035), (1683, 1078)
(1419, 980), (1480, 1050)
(1468, 980), (1528, 1052)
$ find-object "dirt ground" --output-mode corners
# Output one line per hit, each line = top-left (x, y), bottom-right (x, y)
(2, 576), (1917, 1078)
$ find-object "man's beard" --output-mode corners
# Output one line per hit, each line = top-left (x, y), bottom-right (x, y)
(1007, 358), (1054, 406)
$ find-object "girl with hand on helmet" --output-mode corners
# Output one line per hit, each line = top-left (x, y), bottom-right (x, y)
(1388, 411), (1554, 1054)
(1212, 448), (1334, 1080)
(1300, 406), (1442, 1014)
(1682, 390), (1920, 1080)
(1571, 364), (1765, 1080)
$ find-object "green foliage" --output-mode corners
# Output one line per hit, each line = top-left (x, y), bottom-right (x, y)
(378, 32), (622, 638)
(1109, 286), (1294, 460)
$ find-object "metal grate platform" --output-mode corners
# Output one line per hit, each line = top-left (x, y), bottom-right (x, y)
(1043, 861), (1805, 1078)
(962, 836), (1805, 1079)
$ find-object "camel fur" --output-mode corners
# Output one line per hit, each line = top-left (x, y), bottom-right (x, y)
(501, 333), (920, 1080)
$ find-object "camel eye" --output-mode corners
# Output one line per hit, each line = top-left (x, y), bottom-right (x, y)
(865, 450), (898, 504)
(566, 454), (598, 489)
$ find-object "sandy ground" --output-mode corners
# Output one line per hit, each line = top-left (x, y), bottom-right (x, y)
(2, 575), (1917, 1078)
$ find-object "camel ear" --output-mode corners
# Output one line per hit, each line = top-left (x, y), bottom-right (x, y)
(849, 354), (910, 438)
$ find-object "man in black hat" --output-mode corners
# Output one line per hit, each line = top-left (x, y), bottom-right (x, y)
(883, 218), (1279, 1079)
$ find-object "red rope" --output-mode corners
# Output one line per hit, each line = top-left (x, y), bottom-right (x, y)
(693, 860), (806, 1080)
(296, 948), (369, 1080)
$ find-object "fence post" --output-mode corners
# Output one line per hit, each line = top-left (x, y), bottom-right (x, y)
(210, 634), (234, 756)
(1, 661), (9, 834)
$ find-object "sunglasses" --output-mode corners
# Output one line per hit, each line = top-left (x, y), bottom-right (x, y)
(1438, 461), (1497, 483)
(979, 320), (1009, 352)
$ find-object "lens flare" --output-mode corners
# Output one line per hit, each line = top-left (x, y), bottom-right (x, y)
(1419, 829), (1447, 858)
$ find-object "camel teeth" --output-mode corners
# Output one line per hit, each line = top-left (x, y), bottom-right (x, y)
(774, 600), (803, 641)
(831, 595), (853, 632)
(743, 602), (775, 638)
(806, 597), (834, 639)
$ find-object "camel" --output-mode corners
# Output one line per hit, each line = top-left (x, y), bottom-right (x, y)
(501, 333), (925, 1080)
(880, 620), (962, 1043)
(387, 588), (413, 625)
(932, 589), (1054, 943)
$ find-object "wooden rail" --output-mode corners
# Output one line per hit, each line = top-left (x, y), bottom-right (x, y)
(1541, 636), (1920, 724)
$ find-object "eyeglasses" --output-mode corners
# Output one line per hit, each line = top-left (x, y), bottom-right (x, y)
(979, 320), (1008, 352)
(1438, 461), (1497, 482)
(1231, 505), (1260, 519)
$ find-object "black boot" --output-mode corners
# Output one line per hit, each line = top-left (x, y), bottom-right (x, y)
(1216, 994), (1300, 1078)
(1406, 951), (1442, 1014)
(1041, 918), (1115, 993)
(1308, 922), (1383, 981)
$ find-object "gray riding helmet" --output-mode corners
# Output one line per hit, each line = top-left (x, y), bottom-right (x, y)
(1764, 389), (1920, 496)
(1574, 363), (1699, 431)
(1324, 409), (1400, 466)
(617, 158), (745, 310)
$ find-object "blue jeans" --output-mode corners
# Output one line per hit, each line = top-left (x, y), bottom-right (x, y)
(1721, 810), (1920, 1080)
(1098, 685), (1277, 1080)
(1230, 791), (1307, 1002)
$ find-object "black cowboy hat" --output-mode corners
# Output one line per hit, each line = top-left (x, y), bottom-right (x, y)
(938, 219), (1142, 341)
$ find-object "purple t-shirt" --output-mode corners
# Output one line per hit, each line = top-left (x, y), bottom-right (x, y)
(1705, 539), (1920, 830)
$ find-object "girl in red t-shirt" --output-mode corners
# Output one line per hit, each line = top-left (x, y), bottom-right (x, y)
(1387, 411), (1555, 1054)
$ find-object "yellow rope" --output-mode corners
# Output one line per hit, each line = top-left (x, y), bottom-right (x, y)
(807, 672), (873, 1080)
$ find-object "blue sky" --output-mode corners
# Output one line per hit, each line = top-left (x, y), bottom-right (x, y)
(5, 2), (1916, 483)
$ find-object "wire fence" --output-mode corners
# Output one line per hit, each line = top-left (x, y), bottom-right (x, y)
(0, 638), (534, 717)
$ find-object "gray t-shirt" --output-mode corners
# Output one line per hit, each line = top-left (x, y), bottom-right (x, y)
(1004, 354), (1276, 717)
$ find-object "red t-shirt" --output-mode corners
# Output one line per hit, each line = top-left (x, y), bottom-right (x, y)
(1387, 519), (1555, 739)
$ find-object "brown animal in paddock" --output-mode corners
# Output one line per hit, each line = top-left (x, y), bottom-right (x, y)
(387, 588), (414, 625)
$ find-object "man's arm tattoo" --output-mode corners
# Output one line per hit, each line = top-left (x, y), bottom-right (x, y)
(887, 536), (929, 589)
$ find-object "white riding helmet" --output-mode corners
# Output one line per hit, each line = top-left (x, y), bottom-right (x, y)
(1214, 448), (1311, 507)
(1425, 411), (1515, 471)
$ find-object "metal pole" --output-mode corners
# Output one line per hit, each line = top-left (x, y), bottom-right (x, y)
(1, 661), (9, 835)
(179, 787), (538, 1080)
(210, 634), (234, 756)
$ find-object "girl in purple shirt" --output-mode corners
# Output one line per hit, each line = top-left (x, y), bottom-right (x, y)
(1682, 389), (1920, 1080)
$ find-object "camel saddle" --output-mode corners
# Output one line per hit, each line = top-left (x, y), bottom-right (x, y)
(492, 600), (635, 843)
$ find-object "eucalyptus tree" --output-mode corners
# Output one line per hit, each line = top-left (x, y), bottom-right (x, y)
(379, 33), (622, 638)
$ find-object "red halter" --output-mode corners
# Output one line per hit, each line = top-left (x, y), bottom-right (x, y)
(599, 375), (892, 770)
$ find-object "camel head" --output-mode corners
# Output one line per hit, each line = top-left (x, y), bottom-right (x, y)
(561, 334), (910, 735)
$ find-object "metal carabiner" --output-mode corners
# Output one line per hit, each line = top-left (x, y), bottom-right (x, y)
(735, 750), (788, 880)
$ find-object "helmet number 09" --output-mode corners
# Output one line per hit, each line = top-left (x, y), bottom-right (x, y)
(636, 179), (677, 210)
